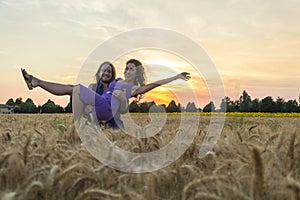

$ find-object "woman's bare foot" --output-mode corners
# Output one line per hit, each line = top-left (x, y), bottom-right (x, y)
(21, 68), (39, 89)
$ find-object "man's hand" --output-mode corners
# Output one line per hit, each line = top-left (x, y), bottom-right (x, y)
(113, 89), (126, 101)
(113, 89), (129, 114)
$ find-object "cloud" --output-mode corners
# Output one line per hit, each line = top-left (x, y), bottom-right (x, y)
(0, 0), (40, 9)
(0, 50), (8, 56)
(54, 74), (77, 83)
(1, 0), (300, 106)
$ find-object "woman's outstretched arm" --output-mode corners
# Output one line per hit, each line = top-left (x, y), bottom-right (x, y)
(131, 72), (190, 97)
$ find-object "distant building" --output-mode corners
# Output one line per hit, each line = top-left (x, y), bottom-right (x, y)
(0, 104), (14, 114)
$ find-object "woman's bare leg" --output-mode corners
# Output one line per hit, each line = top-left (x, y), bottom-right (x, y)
(72, 85), (84, 120)
(22, 69), (90, 122)
(22, 69), (74, 96)
(34, 79), (74, 96)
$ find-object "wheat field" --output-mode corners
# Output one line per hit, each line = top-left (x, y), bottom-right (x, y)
(0, 114), (299, 200)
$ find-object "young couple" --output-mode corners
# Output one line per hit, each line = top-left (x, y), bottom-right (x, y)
(21, 59), (191, 129)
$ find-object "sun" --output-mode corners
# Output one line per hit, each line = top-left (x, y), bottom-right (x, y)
(144, 59), (180, 68)
(112, 49), (210, 108)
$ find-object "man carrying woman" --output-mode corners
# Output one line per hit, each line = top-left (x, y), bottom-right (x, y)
(21, 59), (190, 128)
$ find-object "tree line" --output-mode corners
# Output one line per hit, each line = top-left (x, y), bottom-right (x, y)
(4, 90), (300, 113)
(219, 90), (300, 113)
(5, 98), (71, 113)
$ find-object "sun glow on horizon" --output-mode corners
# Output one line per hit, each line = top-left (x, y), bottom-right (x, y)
(109, 49), (213, 108)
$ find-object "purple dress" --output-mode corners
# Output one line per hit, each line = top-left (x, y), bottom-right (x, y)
(79, 79), (134, 121)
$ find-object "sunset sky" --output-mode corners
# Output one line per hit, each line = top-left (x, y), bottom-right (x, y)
(0, 0), (299, 109)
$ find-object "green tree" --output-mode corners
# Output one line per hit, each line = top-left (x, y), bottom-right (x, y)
(186, 102), (198, 112)
(6, 98), (15, 106)
(283, 99), (299, 112)
(203, 101), (215, 112)
(13, 98), (23, 113)
(166, 100), (179, 112)
(250, 98), (260, 112)
(15, 97), (23, 105)
(22, 98), (38, 113)
(41, 99), (64, 113)
(233, 100), (240, 111)
(220, 98), (227, 112)
(177, 103), (183, 112)
(64, 102), (72, 113)
(220, 96), (236, 112)
(149, 102), (166, 113)
(275, 97), (285, 112)
(129, 101), (140, 112)
(13, 105), (21, 113)
(238, 90), (251, 112)
(139, 102), (151, 113)
(260, 96), (276, 112)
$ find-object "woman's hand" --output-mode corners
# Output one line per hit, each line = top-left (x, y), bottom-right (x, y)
(177, 72), (191, 81)
(84, 105), (94, 115)
(113, 89), (126, 101)
(113, 89), (129, 114)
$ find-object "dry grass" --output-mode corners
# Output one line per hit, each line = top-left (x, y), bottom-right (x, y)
(0, 114), (299, 199)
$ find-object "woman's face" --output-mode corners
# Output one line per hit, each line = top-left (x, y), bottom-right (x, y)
(99, 63), (113, 83)
(124, 63), (137, 82)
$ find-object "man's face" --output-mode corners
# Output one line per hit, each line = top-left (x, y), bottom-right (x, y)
(99, 63), (113, 83)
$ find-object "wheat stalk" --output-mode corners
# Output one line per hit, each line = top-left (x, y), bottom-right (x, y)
(74, 188), (121, 200)
(23, 132), (33, 165)
(287, 175), (300, 200)
(286, 132), (296, 173)
(24, 180), (44, 199)
(182, 176), (228, 200)
(248, 124), (258, 132)
(65, 176), (100, 199)
(251, 147), (264, 200)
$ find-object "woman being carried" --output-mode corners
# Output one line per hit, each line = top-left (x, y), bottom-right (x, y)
(21, 59), (191, 126)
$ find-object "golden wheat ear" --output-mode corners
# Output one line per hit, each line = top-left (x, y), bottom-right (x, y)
(21, 68), (33, 90)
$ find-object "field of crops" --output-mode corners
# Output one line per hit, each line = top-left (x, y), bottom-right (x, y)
(0, 113), (299, 199)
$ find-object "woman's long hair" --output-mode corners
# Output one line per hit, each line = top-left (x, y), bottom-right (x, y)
(126, 59), (147, 102)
